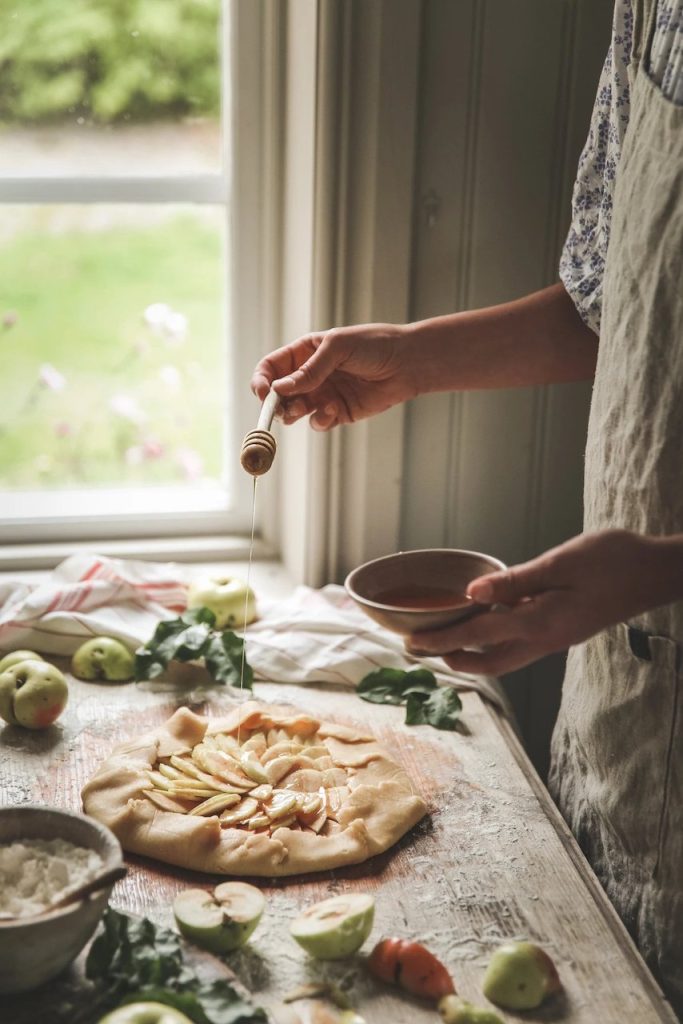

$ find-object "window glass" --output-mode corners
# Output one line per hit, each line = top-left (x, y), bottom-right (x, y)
(0, 204), (228, 503)
(0, 1), (222, 176)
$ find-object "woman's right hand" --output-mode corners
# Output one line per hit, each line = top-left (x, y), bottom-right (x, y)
(250, 323), (419, 430)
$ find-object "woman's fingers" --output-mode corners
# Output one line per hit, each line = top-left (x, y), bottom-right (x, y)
(466, 557), (555, 606)
(273, 332), (348, 396)
(250, 335), (323, 399)
(407, 603), (530, 656)
(442, 640), (540, 676)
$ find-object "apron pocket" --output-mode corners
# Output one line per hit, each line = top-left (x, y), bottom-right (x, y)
(616, 623), (680, 879)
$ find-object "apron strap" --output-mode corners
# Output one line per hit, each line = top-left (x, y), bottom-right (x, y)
(631, 0), (659, 71)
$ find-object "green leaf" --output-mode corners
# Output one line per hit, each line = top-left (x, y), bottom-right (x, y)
(134, 607), (216, 681)
(405, 686), (463, 731)
(83, 908), (266, 1024)
(135, 606), (253, 691)
(356, 666), (464, 732)
(357, 667), (437, 705)
(400, 668), (440, 696)
(204, 631), (253, 690)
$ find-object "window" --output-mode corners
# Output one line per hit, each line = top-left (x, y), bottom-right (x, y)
(0, 0), (263, 547)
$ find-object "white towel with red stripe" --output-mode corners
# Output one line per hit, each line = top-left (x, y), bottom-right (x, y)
(0, 554), (508, 711)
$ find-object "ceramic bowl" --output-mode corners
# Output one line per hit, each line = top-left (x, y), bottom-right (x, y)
(0, 804), (123, 994)
(344, 548), (506, 635)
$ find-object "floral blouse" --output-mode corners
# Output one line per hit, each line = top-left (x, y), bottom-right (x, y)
(559, 0), (683, 334)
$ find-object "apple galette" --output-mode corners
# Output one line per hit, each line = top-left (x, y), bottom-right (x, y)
(81, 701), (427, 875)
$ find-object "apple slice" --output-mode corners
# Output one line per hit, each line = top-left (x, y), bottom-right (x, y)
(219, 796), (259, 826)
(173, 882), (265, 954)
(290, 893), (375, 960)
(240, 752), (269, 785)
(188, 792), (241, 816)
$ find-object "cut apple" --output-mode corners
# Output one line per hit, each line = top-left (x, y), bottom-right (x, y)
(188, 792), (241, 816)
(264, 790), (299, 820)
(240, 752), (269, 785)
(290, 893), (375, 960)
(220, 796), (259, 826)
(173, 882), (265, 954)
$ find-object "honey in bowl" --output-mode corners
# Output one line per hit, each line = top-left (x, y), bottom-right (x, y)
(371, 584), (472, 611)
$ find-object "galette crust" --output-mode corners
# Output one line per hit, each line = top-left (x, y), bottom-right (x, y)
(81, 701), (428, 876)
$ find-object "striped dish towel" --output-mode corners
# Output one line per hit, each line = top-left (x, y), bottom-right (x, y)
(0, 554), (509, 713)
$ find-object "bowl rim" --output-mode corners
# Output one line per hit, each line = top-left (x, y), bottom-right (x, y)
(0, 804), (123, 928)
(344, 547), (506, 612)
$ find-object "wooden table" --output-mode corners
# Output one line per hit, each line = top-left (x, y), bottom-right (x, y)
(0, 664), (677, 1023)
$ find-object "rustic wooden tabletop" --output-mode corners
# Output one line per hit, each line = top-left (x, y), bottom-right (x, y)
(0, 663), (677, 1024)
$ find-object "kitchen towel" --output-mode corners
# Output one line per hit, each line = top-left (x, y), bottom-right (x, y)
(0, 553), (509, 712)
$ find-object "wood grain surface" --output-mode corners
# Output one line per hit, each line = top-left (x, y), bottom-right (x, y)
(0, 662), (677, 1024)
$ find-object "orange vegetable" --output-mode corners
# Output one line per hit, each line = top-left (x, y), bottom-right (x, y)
(368, 938), (456, 1000)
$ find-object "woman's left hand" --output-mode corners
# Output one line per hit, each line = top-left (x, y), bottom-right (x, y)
(406, 529), (683, 675)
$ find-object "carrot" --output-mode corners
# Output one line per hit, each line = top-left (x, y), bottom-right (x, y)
(368, 938), (456, 1000)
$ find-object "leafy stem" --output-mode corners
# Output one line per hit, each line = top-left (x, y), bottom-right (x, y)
(135, 606), (253, 690)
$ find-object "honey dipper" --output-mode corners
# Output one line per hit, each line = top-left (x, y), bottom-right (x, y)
(240, 389), (281, 476)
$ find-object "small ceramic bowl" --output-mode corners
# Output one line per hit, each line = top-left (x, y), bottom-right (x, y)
(344, 548), (506, 635)
(0, 805), (123, 994)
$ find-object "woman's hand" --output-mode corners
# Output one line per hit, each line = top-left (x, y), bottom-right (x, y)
(250, 323), (419, 430)
(406, 530), (683, 675)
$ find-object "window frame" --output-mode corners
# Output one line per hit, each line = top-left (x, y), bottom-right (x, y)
(0, 0), (269, 549)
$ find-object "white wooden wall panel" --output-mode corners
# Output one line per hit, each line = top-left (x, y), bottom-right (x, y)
(401, 0), (613, 569)
(402, 0), (477, 549)
(335, 0), (422, 572)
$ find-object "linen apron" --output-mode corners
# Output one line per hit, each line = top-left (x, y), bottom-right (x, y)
(548, 0), (683, 1013)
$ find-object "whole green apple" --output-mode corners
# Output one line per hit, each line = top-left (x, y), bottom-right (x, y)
(186, 574), (257, 630)
(482, 941), (561, 1010)
(0, 660), (68, 729)
(173, 881), (265, 954)
(0, 650), (43, 673)
(291, 893), (375, 960)
(97, 1002), (193, 1024)
(71, 637), (135, 682)
(439, 995), (504, 1023)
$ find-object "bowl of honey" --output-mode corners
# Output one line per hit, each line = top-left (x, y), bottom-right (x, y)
(344, 548), (506, 635)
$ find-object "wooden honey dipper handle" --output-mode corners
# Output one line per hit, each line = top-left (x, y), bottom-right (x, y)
(241, 390), (280, 476)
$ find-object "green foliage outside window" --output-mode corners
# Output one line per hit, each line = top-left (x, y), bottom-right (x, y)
(0, 0), (221, 124)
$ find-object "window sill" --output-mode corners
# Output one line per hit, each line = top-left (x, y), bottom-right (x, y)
(0, 534), (280, 574)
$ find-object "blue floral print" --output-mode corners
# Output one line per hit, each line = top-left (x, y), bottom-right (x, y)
(560, 1), (683, 334)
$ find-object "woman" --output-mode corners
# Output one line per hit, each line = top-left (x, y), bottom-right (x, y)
(252, 0), (683, 1012)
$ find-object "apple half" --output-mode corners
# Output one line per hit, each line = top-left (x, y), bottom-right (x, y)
(71, 637), (135, 682)
(173, 881), (265, 954)
(290, 893), (375, 960)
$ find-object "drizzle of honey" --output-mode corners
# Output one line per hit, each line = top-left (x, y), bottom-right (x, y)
(238, 476), (257, 744)
(372, 584), (471, 610)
